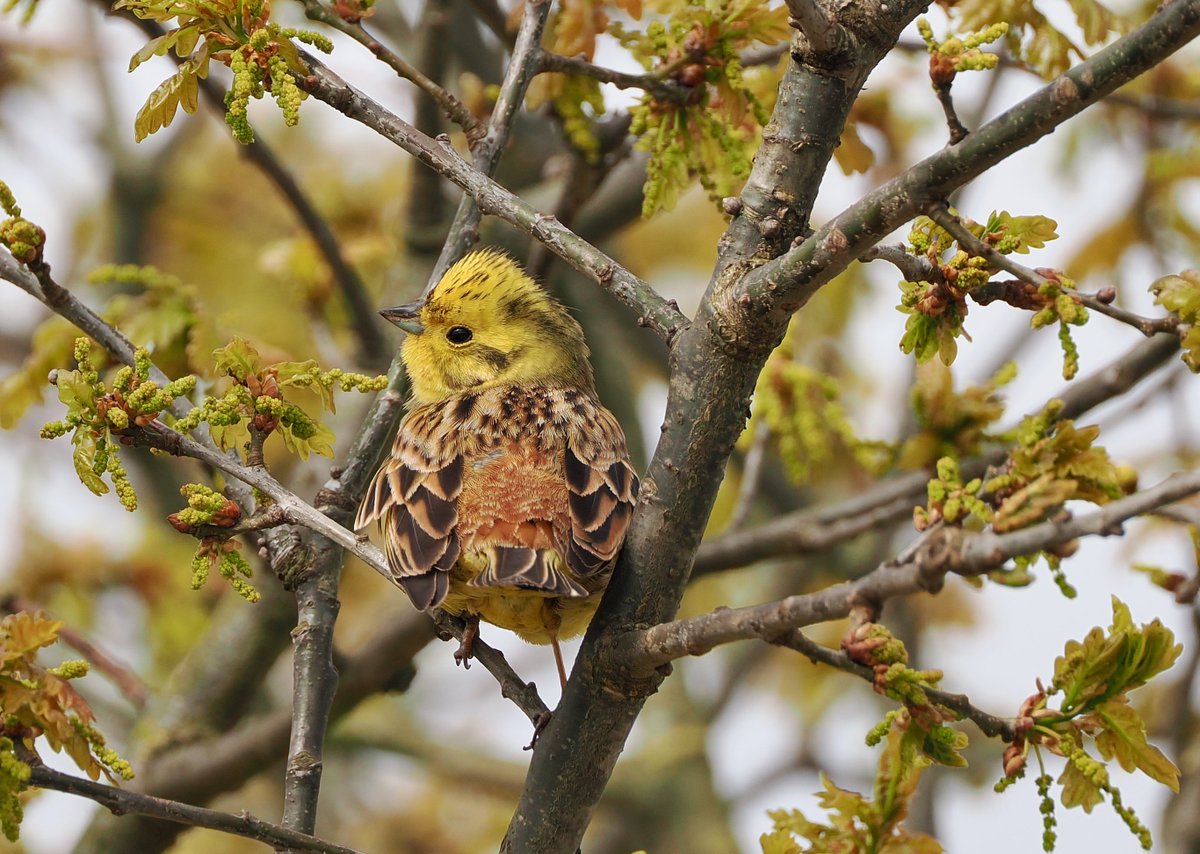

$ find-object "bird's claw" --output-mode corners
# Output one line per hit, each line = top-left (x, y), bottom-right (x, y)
(453, 616), (479, 669)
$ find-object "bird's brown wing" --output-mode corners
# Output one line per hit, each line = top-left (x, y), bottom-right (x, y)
(563, 403), (639, 578)
(355, 405), (464, 610)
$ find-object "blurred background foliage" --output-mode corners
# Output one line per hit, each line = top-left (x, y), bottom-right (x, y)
(0, 0), (1199, 852)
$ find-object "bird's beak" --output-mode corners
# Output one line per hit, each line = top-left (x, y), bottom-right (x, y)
(379, 301), (424, 335)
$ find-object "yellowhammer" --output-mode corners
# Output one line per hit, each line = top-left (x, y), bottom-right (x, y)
(356, 249), (639, 686)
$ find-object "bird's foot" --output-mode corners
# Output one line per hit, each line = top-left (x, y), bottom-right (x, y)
(523, 710), (552, 751)
(453, 615), (480, 670)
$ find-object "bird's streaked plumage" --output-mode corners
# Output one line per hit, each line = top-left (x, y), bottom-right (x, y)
(356, 250), (638, 680)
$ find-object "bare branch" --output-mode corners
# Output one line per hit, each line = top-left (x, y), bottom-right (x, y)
(432, 612), (551, 727)
(536, 50), (696, 104)
(772, 630), (1016, 740)
(621, 469), (1200, 672)
(859, 242), (936, 283)
(293, 55), (688, 343)
(926, 203), (1181, 337)
(21, 747), (362, 854)
(298, 0), (484, 143)
(924, 60), (970, 144)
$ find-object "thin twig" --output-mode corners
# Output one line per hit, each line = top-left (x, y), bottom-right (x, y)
(858, 243), (936, 283)
(772, 630), (1016, 740)
(537, 50), (696, 104)
(928, 67), (970, 144)
(20, 747), (362, 854)
(298, 0), (484, 143)
(927, 203), (1180, 337)
(432, 612), (551, 726)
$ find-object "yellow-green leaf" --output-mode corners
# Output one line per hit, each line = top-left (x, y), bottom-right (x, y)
(1093, 698), (1180, 791)
(1058, 757), (1105, 812)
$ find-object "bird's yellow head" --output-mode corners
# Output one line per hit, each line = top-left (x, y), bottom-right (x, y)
(384, 250), (594, 402)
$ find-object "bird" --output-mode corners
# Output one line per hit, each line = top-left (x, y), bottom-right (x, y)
(355, 249), (639, 688)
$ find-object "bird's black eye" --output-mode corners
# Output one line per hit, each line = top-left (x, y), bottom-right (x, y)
(447, 326), (473, 344)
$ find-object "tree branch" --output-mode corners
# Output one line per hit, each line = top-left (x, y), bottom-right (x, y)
(737, 0), (1200, 326)
(692, 328), (1182, 577)
(498, 3), (933, 850)
(621, 469), (1200, 672)
(536, 50), (696, 104)
(772, 630), (1016, 740)
(432, 612), (552, 727)
(784, 0), (854, 65)
(22, 749), (362, 854)
(298, 0), (484, 143)
(926, 202), (1181, 337)
(293, 54), (688, 343)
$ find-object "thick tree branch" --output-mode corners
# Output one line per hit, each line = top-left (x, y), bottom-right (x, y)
(498, 4), (932, 851)
(784, 0), (854, 65)
(22, 749), (361, 854)
(622, 469), (1200, 671)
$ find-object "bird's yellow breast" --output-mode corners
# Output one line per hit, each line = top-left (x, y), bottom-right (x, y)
(441, 577), (599, 644)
